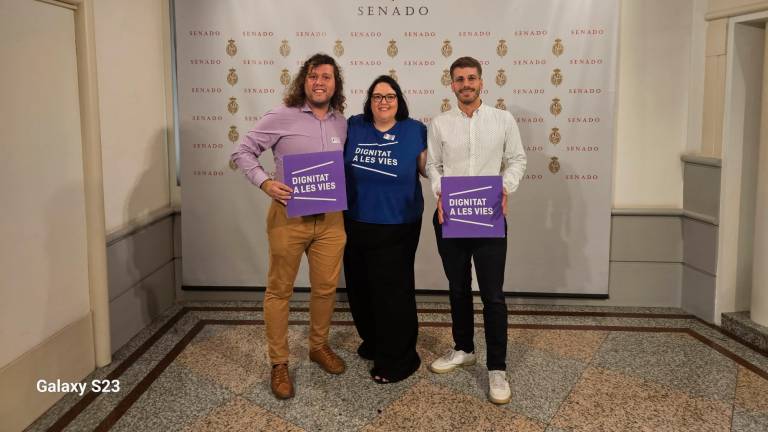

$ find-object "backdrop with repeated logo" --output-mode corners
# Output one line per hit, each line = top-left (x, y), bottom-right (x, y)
(176, 0), (618, 295)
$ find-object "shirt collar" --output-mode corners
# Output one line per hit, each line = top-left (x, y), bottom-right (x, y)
(456, 101), (485, 118)
(301, 102), (336, 119)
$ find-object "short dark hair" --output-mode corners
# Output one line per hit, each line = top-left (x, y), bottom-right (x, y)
(449, 56), (483, 79)
(283, 53), (346, 114)
(362, 75), (409, 123)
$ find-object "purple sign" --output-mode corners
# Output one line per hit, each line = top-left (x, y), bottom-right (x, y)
(283, 151), (347, 217)
(441, 176), (504, 238)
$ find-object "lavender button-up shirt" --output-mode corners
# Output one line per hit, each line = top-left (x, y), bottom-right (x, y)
(231, 104), (347, 187)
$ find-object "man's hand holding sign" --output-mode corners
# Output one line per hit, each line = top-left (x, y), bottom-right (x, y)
(282, 150), (347, 217)
(440, 176), (505, 238)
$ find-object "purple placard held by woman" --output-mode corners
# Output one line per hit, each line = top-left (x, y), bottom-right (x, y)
(441, 175), (504, 238)
(283, 151), (347, 217)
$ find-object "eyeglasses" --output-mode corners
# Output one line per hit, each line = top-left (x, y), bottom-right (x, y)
(372, 94), (397, 103)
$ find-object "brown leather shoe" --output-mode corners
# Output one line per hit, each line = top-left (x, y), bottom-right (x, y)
(309, 345), (346, 374)
(270, 364), (294, 399)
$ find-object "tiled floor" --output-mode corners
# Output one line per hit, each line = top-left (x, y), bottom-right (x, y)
(27, 302), (768, 432)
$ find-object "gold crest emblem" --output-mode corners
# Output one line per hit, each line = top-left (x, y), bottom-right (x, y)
(549, 127), (561, 145)
(495, 69), (507, 87)
(497, 39), (508, 57)
(279, 40), (291, 57)
(441, 98), (452, 113)
(226, 39), (237, 57)
(551, 68), (563, 87)
(227, 97), (239, 115)
(441, 40), (453, 58)
(229, 159), (238, 171)
(388, 69), (398, 82)
(552, 38), (564, 57)
(495, 98), (507, 111)
(333, 40), (344, 57)
(387, 40), (399, 58)
(227, 68), (238, 86)
(280, 68), (291, 86)
(441, 69), (452, 86)
(550, 98), (562, 116)
(549, 156), (561, 174)
(228, 125), (239, 144)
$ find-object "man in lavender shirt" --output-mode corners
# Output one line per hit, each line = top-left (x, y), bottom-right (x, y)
(231, 53), (348, 400)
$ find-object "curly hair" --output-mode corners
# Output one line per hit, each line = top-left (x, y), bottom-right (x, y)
(283, 53), (346, 114)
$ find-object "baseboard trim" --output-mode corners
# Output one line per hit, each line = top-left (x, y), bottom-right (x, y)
(682, 210), (718, 226)
(681, 154), (722, 167)
(611, 208), (683, 217)
(106, 206), (179, 246)
(683, 262), (717, 278)
(181, 286), (608, 299)
(0, 314), (94, 432)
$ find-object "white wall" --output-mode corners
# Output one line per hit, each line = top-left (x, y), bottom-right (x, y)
(613, 0), (707, 208)
(95, 0), (172, 233)
(1, 1), (174, 427)
(0, 0), (92, 369)
(0, 1), (99, 429)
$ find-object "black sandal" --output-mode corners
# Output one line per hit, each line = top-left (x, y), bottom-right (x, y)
(370, 369), (391, 384)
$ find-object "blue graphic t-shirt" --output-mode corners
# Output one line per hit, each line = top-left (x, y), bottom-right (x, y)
(344, 115), (427, 224)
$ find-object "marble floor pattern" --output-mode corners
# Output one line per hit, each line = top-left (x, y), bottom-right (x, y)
(26, 302), (768, 432)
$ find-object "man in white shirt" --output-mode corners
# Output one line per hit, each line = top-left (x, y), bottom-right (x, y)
(425, 56), (526, 405)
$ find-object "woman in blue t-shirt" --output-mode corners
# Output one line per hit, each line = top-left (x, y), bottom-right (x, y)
(343, 75), (427, 383)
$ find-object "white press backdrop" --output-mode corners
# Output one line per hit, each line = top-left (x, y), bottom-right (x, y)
(176, 0), (618, 295)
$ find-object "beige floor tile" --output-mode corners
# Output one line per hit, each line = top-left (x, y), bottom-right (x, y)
(177, 325), (305, 394)
(361, 379), (545, 432)
(735, 366), (768, 414)
(508, 329), (608, 363)
(416, 326), (457, 362)
(184, 396), (304, 432)
(550, 367), (732, 432)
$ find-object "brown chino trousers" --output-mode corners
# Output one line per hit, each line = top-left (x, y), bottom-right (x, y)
(265, 201), (346, 365)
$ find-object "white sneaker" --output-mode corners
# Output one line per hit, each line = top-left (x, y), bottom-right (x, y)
(429, 349), (476, 374)
(488, 370), (511, 404)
